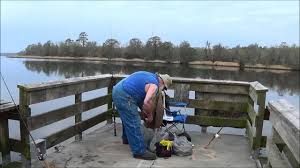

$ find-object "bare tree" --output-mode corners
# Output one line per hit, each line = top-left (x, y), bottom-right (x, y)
(125, 38), (143, 59)
(145, 36), (162, 60)
(205, 41), (211, 61)
(77, 32), (88, 47)
(160, 41), (174, 62)
(102, 38), (121, 59)
(179, 41), (195, 64)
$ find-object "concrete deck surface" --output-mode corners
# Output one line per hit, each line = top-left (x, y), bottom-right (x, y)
(33, 123), (257, 168)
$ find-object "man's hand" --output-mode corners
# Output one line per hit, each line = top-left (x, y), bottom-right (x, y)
(142, 105), (153, 127)
(144, 111), (153, 125)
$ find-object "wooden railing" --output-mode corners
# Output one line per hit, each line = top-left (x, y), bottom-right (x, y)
(1, 74), (269, 167)
(247, 81), (269, 150)
(113, 75), (269, 150)
(3, 74), (113, 168)
(266, 100), (299, 168)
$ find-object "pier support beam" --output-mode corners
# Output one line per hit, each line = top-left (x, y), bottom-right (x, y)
(19, 88), (31, 168)
(195, 91), (207, 133)
(254, 92), (266, 150)
(106, 77), (115, 124)
(75, 93), (83, 141)
(0, 116), (11, 166)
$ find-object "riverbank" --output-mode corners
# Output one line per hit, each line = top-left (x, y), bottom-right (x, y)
(8, 55), (299, 71)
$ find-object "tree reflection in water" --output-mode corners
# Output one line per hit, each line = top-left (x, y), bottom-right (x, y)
(23, 59), (300, 96)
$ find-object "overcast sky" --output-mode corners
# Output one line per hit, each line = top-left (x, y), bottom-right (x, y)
(1, 1), (299, 52)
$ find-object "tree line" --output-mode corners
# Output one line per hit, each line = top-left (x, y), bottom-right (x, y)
(20, 32), (300, 67)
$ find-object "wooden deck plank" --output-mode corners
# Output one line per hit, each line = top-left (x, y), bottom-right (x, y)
(33, 124), (256, 168)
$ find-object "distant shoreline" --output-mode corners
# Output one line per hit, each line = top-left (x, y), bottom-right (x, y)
(8, 55), (299, 71)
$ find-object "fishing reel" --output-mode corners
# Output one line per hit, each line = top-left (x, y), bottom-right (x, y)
(204, 127), (223, 149)
(37, 151), (47, 161)
(33, 139), (47, 161)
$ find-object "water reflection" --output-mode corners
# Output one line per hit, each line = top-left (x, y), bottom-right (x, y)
(23, 59), (300, 96)
(1, 57), (298, 163)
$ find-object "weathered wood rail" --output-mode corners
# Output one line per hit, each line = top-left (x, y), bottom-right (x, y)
(266, 100), (299, 168)
(0, 75), (114, 168)
(0, 100), (20, 166)
(113, 74), (269, 151)
(1, 74), (270, 167)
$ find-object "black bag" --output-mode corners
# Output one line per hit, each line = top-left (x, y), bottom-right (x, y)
(155, 142), (172, 158)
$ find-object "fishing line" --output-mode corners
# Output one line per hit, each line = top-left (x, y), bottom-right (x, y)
(109, 26), (117, 136)
(0, 72), (51, 168)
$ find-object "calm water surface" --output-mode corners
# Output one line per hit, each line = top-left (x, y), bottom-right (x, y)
(0, 55), (299, 158)
(2, 56), (298, 108)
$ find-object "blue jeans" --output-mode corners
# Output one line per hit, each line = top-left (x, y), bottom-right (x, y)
(112, 80), (145, 156)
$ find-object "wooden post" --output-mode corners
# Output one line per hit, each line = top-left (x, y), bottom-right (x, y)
(19, 88), (31, 168)
(201, 127), (207, 133)
(173, 84), (190, 103)
(245, 120), (255, 149)
(249, 82), (268, 150)
(246, 104), (256, 149)
(75, 93), (82, 141)
(106, 77), (114, 124)
(0, 116), (11, 166)
(194, 91), (200, 116)
(194, 91), (207, 133)
(254, 92), (266, 150)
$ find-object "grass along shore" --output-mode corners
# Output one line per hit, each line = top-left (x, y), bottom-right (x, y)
(8, 55), (299, 71)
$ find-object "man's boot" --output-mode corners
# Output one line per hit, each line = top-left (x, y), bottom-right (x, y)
(133, 150), (157, 160)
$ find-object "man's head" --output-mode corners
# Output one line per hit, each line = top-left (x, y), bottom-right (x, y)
(158, 74), (172, 90)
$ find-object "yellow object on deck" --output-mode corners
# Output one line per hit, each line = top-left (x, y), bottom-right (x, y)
(160, 139), (173, 150)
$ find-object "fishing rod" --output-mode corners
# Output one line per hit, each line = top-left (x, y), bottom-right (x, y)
(204, 127), (223, 149)
(109, 26), (117, 137)
(0, 72), (51, 168)
(112, 65), (117, 137)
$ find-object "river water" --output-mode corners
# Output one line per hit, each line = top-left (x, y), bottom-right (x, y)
(0, 55), (299, 158)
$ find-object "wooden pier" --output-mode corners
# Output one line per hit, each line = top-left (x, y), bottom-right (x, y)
(267, 100), (299, 168)
(0, 74), (298, 168)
